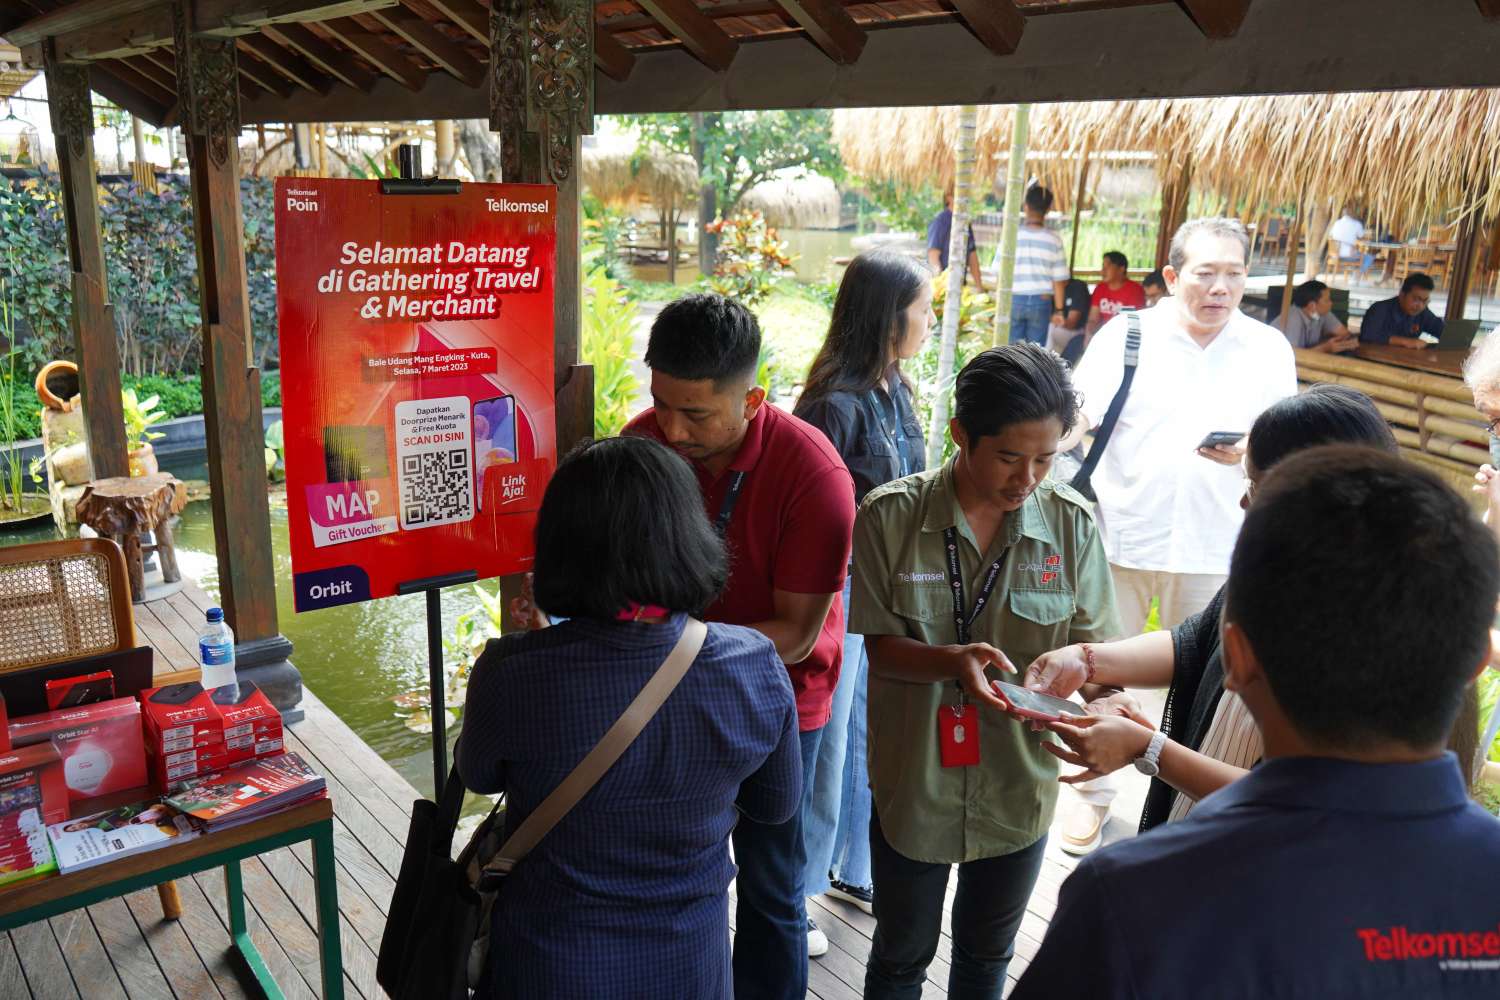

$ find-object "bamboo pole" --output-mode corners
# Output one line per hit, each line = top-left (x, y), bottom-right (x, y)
(928, 104), (978, 467)
(1068, 136), (1092, 272)
(1294, 348), (1474, 402)
(1280, 189), (1305, 325)
(992, 103), (1031, 349)
(1447, 175), (1491, 321)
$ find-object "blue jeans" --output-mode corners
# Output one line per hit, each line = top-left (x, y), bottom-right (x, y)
(1009, 295), (1052, 346)
(732, 725), (823, 1000)
(803, 577), (874, 897)
(865, 814), (1048, 1000)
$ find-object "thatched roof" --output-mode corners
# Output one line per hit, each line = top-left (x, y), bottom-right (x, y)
(741, 173), (841, 229)
(834, 91), (1500, 232)
(581, 145), (698, 209)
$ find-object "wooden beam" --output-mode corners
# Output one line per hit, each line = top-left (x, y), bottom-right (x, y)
(235, 48), (295, 98)
(1177, 0), (1252, 38)
(772, 0), (864, 64)
(318, 16), (427, 90)
(594, 26), (635, 82)
(372, 6), (483, 86)
(45, 44), (131, 480)
(194, 0), (397, 34)
(949, 0), (1025, 55)
(6, 0), (161, 46)
(423, 0), (487, 44)
(121, 53), (174, 91)
(101, 56), (175, 106)
(237, 32), (334, 93)
(635, 0), (738, 72)
(1478, 0), (1500, 18)
(262, 21), (378, 91)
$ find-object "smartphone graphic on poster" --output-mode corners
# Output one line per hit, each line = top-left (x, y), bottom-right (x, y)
(473, 395), (518, 511)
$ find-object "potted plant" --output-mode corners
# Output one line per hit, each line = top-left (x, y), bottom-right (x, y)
(122, 388), (166, 477)
(0, 272), (50, 526)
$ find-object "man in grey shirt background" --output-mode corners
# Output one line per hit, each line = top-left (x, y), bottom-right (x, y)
(1280, 280), (1357, 353)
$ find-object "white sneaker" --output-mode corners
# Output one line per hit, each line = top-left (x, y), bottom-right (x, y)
(807, 918), (829, 958)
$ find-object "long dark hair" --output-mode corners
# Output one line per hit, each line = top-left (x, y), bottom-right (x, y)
(532, 437), (727, 619)
(1247, 384), (1397, 473)
(802, 250), (929, 402)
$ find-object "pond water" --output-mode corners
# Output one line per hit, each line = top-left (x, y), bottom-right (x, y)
(2, 450), (480, 797)
(631, 227), (859, 287)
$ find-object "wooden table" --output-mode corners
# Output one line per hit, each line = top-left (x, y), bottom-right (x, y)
(75, 474), (188, 602)
(0, 797), (343, 999)
(1352, 343), (1469, 378)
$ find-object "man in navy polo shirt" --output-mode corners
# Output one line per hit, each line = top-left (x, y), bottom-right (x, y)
(625, 293), (855, 999)
(1014, 446), (1500, 999)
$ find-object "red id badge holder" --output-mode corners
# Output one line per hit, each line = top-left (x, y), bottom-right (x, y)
(938, 697), (980, 767)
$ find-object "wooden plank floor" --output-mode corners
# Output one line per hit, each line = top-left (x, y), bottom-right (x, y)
(3, 579), (1150, 998)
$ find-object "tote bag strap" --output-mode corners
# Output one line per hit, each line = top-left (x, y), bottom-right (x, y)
(482, 616), (708, 878)
(1071, 310), (1142, 493)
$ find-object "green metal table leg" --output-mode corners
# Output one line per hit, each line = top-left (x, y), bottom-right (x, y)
(312, 821), (345, 1000)
(225, 860), (285, 1000)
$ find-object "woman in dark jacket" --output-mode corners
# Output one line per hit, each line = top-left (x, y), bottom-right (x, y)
(1019, 385), (1399, 830)
(459, 436), (801, 999)
(793, 250), (932, 925)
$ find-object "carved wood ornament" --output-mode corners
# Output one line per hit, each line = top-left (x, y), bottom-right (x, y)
(172, 0), (242, 169)
(489, 0), (594, 183)
(43, 55), (94, 162)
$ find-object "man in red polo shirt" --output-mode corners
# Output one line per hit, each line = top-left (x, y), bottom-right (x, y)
(625, 292), (855, 999)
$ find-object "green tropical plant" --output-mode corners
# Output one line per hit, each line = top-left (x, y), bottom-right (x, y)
(704, 210), (795, 309)
(582, 193), (633, 282)
(1, 270), (33, 513)
(582, 267), (642, 439)
(121, 388), (166, 452)
(910, 275), (994, 462)
(264, 419), (285, 482)
(1478, 668), (1500, 765)
(0, 171), (74, 369)
(395, 582), (504, 733)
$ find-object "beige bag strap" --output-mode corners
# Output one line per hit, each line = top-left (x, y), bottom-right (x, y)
(483, 617), (707, 877)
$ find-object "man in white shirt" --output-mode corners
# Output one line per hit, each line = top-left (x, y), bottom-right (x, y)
(1053, 217), (1297, 853)
(1327, 208), (1373, 274)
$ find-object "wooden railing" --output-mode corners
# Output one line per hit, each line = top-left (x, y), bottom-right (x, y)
(1292, 348), (1486, 498)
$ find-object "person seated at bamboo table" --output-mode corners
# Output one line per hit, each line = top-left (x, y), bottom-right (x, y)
(1280, 280), (1357, 354)
(1358, 272), (1441, 350)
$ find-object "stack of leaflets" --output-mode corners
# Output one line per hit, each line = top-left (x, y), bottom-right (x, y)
(0, 808), (56, 886)
(46, 801), (197, 874)
(164, 752), (326, 832)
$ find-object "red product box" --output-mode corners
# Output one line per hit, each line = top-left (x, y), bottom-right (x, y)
(8, 697), (147, 805)
(0, 695), (9, 754)
(44, 670), (116, 711)
(0, 743), (67, 825)
(141, 683), (224, 748)
(211, 684), (282, 743)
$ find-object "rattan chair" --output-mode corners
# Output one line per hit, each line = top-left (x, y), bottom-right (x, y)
(0, 538), (182, 919)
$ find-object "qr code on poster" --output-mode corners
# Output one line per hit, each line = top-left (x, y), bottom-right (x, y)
(400, 449), (472, 525)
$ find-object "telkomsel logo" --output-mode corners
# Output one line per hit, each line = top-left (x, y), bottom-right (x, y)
(1357, 925), (1500, 962)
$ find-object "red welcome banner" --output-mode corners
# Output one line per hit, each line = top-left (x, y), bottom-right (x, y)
(275, 178), (556, 611)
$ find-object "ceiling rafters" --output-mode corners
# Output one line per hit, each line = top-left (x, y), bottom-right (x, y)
(949, 0), (1025, 55)
(593, 24), (636, 81)
(262, 21), (379, 91)
(634, 0), (739, 71)
(370, 5), (483, 86)
(773, 0), (865, 63)
(421, 0), (487, 44)
(238, 32), (336, 93)
(317, 15), (428, 90)
(1176, 0), (1251, 38)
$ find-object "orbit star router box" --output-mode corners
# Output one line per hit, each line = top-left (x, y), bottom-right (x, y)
(7, 697), (145, 807)
(276, 178), (557, 612)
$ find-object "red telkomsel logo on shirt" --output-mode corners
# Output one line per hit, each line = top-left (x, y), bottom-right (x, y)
(1357, 926), (1500, 961)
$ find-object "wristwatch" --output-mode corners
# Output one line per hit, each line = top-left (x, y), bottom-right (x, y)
(1133, 729), (1167, 777)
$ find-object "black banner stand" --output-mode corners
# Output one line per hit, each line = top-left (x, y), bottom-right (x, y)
(383, 143), (474, 794)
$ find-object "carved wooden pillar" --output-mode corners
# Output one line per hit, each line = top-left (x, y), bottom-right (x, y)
(43, 44), (129, 481)
(490, 0), (594, 629)
(173, 1), (300, 709)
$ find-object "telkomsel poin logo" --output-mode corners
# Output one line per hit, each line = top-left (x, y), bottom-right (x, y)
(1357, 925), (1500, 971)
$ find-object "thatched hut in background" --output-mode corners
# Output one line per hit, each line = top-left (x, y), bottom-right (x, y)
(741, 172), (842, 230)
(582, 143), (699, 279)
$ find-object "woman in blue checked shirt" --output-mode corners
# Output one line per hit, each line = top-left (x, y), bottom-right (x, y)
(793, 250), (933, 945)
(459, 436), (801, 1000)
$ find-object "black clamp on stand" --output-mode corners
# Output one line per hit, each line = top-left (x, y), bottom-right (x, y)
(384, 142), (472, 794)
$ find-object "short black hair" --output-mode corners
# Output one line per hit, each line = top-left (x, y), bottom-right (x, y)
(644, 292), (761, 388)
(1142, 270), (1167, 290)
(532, 436), (727, 619)
(1401, 272), (1436, 296)
(1292, 279), (1329, 309)
(1227, 447), (1499, 752)
(1103, 250), (1129, 271)
(954, 344), (1076, 443)
(1247, 384), (1396, 473)
(1024, 185), (1054, 214)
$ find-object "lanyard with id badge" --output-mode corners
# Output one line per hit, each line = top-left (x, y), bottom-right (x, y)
(937, 526), (1007, 768)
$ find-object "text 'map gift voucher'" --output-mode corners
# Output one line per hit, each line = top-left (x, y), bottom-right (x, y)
(275, 179), (556, 611)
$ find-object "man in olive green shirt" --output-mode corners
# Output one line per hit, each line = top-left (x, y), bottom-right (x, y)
(850, 345), (1119, 999)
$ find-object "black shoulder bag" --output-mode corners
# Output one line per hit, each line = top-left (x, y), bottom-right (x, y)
(1069, 310), (1142, 502)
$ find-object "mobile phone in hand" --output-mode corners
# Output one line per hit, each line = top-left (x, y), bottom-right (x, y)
(1196, 431), (1245, 450)
(992, 681), (1084, 723)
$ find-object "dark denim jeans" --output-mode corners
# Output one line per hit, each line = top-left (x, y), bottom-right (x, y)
(1010, 294), (1053, 346)
(865, 814), (1048, 1000)
(732, 725), (823, 1000)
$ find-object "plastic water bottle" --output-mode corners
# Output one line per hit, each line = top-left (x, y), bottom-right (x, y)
(198, 607), (237, 690)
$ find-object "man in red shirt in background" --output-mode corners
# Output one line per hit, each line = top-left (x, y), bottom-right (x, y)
(626, 293), (856, 1000)
(1086, 250), (1147, 339)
